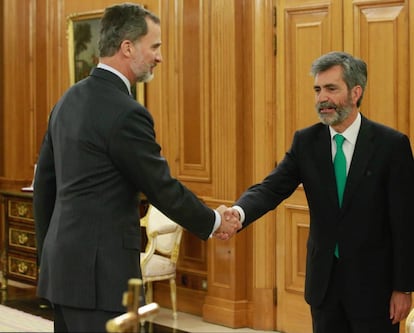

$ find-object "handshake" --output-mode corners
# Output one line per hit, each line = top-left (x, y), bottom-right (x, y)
(213, 205), (242, 240)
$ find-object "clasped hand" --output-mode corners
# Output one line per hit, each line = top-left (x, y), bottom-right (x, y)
(214, 205), (242, 240)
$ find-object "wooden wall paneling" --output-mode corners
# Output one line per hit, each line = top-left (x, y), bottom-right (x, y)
(284, 198), (309, 294)
(33, 0), (48, 161)
(283, 0), (343, 138)
(149, 0), (176, 167)
(150, 0), (211, 316)
(245, 0), (278, 330)
(0, 0), (4, 176)
(203, 0), (278, 330)
(207, 0), (239, 203)
(144, 0), (250, 320)
(0, 10), (2, 270)
(203, 0), (251, 328)
(149, 0), (251, 321)
(43, 0), (65, 118)
(234, 0), (256, 325)
(179, 231), (207, 273)
(276, 1), (342, 332)
(345, 0), (410, 134)
(177, 0), (211, 184)
(33, 0), (63, 167)
(1, 0), (36, 188)
(145, 0), (217, 316)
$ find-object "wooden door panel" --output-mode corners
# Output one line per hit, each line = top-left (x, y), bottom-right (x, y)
(177, 0), (212, 183)
(284, 188), (309, 294)
(284, 4), (342, 139)
(346, 0), (409, 133)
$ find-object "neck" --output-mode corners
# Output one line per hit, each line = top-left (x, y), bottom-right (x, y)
(99, 56), (134, 85)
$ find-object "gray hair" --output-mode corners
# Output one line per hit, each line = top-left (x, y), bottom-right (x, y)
(98, 3), (160, 57)
(310, 51), (367, 107)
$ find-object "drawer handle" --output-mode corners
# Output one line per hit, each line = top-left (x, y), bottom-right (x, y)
(16, 203), (28, 217)
(17, 232), (28, 245)
(17, 261), (28, 274)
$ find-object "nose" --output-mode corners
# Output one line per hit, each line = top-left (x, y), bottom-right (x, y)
(155, 51), (163, 63)
(316, 89), (328, 103)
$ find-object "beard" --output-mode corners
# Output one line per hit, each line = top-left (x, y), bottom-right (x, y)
(315, 94), (353, 126)
(132, 60), (155, 83)
(137, 71), (154, 83)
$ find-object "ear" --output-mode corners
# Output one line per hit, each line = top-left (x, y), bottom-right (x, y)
(120, 40), (133, 57)
(351, 85), (363, 105)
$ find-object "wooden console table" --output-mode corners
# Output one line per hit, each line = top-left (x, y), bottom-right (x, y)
(0, 190), (37, 288)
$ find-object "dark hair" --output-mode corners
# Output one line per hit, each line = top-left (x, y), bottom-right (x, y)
(310, 51), (367, 107)
(98, 3), (160, 57)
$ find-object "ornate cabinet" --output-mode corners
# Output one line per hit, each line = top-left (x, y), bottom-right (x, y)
(1, 190), (37, 286)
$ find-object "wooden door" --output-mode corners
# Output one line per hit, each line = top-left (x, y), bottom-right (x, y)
(275, 1), (410, 332)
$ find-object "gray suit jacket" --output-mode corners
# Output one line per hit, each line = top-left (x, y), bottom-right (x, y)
(34, 68), (215, 311)
(236, 115), (414, 317)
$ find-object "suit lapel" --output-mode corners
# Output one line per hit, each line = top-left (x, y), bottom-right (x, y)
(342, 116), (375, 209)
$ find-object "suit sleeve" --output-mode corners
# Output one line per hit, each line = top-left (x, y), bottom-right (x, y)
(108, 106), (215, 240)
(388, 134), (414, 291)
(235, 131), (302, 227)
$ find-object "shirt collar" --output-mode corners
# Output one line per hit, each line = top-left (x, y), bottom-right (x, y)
(97, 63), (132, 95)
(329, 112), (361, 145)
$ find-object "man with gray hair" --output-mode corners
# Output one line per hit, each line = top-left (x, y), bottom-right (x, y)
(222, 51), (414, 332)
(34, 3), (240, 332)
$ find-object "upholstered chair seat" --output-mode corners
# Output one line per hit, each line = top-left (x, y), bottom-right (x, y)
(140, 253), (176, 277)
(140, 205), (183, 319)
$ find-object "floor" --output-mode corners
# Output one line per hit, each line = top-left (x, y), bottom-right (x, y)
(0, 280), (275, 333)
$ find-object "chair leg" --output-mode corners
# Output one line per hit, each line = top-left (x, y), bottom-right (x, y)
(170, 278), (177, 319)
(146, 281), (153, 305)
(139, 282), (150, 327)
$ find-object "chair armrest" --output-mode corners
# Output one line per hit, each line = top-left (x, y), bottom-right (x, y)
(140, 236), (157, 268)
(140, 213), (149, 228)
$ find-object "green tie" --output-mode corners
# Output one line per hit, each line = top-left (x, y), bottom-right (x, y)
(334, 134), (346, 258)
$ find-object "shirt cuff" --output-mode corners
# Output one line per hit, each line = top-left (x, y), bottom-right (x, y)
(209, 210), (221, 237)
(232, 205), (245, 224)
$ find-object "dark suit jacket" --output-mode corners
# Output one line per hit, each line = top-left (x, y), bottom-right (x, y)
(33, 68), (215, 312)
(236, 115), (414, 317)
